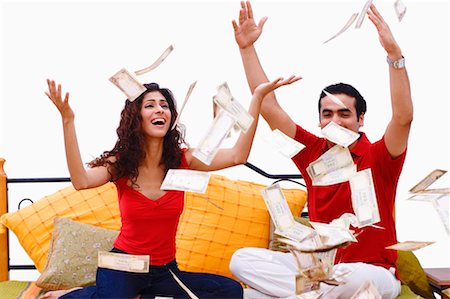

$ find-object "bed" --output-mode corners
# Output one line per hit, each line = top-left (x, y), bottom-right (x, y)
(0, 157), (435, 298)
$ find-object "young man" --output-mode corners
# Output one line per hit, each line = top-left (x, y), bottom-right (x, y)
(229, 2), (413, 299)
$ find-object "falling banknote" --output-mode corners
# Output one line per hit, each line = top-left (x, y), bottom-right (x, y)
(262, 183), (315, 242)
(135, 45), (174, 75)
(323, 13), (359, 44)
(349, 169), (381, 227)
(307, 144), (356, 186)
(262, 129), (305, 158)
(214, 82), (254, 133)
(109, 68), (147, 101)
(171, 81), (197, 130)
(192, 110), (236, 165)
(161, 169), (211, 194)
(321, 121), (360, 148)
(409, 169), (447, 193)
(322, 90), (348, 109)
(385, 241), (435, 251)
(394, 0), (407, 22)
(355, 0), (373, 29)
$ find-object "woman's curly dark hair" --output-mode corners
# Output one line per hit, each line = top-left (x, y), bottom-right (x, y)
(88, 83), (186, 185)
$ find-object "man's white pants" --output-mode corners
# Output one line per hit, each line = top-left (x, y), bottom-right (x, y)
(229, 247), (401, 299)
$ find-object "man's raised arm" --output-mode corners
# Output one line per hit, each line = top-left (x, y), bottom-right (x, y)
(368, 4), (413, 158)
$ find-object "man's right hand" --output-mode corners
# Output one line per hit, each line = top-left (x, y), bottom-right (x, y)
(232, 1), (267, 49)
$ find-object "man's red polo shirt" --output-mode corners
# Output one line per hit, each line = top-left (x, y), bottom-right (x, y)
(292, 125), (406, 273)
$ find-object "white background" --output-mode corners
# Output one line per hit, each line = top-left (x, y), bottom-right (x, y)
(1, 0), (449, 280)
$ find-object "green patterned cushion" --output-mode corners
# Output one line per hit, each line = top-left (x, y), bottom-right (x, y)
(36, 217), (119, 290)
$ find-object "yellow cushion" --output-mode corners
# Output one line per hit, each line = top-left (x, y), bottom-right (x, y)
(396, 250), (434, 299)
(176, 175), (307, 278)
(0, 183), (120, 272)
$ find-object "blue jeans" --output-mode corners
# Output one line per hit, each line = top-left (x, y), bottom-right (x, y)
(61, 248), (243, 299)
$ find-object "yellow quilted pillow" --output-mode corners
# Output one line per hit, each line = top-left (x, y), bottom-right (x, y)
(176, 175), (307, 278)
(0, 183), (120, 272)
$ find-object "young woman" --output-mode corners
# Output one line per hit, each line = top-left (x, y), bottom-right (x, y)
(42, 76), (300, 299)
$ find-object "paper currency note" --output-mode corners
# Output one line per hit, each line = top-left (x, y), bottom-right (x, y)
(275, 221), (316, 243)
(169, 269), (199, 299)
(312, 164), (357, 186)
(192, 110), (236, 165)
(214, 82), (254, 133)
(349, 169), (380, 227)
(160, 169), (211, 194)
(350, 281), (381, 299)
(295, 274), (320, 295)
(355, 0), (373, 29)
(322, 90), (348, 109)
(323, 13), (359, 44)
(307, 144), (354, 179)
(432, 194), (449, 234)
(409, 169), (447, 193)
(262, 129), (305, 158)
(321, 121), (360, 148)
(394, 0), (407, 22)
(296, 290), (323, 299)
(261, 183), (296, 231)
(385, 241), (435, 251)
(135, 45), (174, 75)
(171, 81), (197, 130)
(109, 68), (146, 101)
(310, 221), (357, 245)
(98, 251), (149, 273)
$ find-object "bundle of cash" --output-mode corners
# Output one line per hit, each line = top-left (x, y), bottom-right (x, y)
(192, 110), (236, 165)
(321, 121), (360, 148)
(109, 68), (146, 101)
(160, 169), (211, 194)
(349, 169), (381, 227)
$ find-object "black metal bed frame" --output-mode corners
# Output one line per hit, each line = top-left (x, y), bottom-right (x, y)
(5, 162), (305, 272)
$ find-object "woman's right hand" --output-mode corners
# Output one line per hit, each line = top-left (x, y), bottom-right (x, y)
(45, 79), (74, 122)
